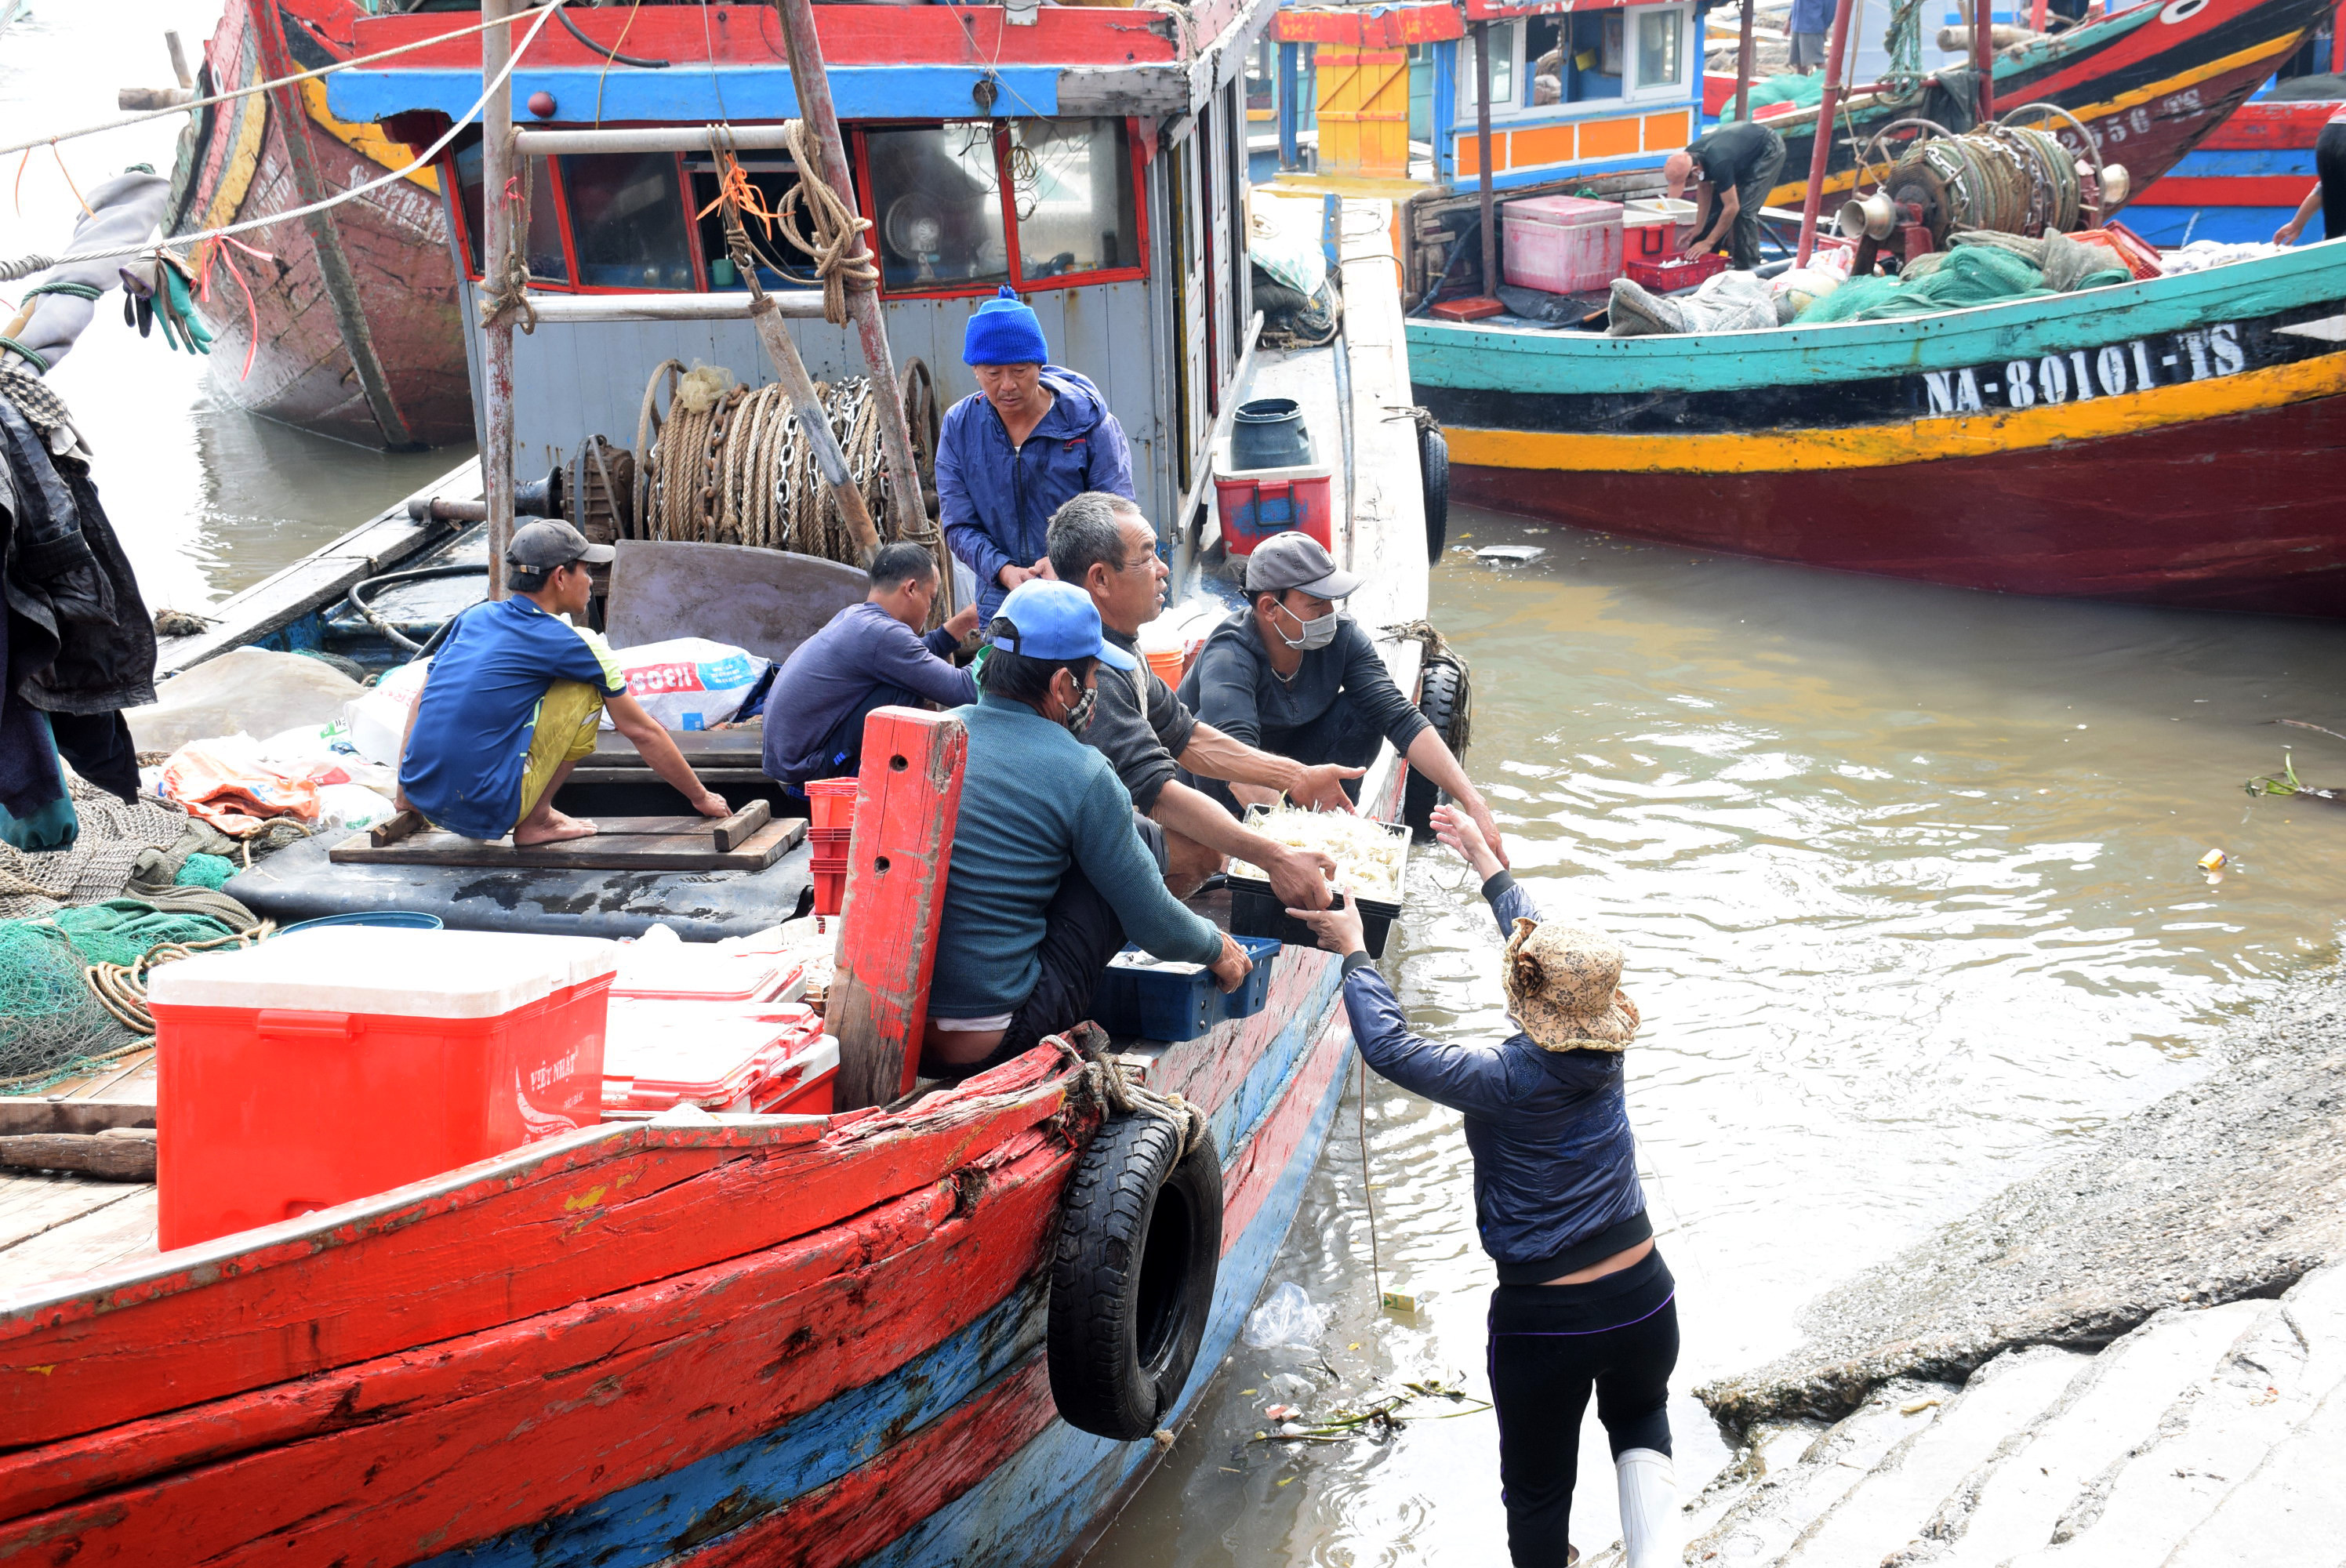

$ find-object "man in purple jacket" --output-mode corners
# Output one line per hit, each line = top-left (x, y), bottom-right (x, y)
(761, 542), (979, 789)
(937, 286), (1136, 624)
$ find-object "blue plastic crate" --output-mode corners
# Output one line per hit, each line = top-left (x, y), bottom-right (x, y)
(1092, 935), (1284, 1040)
(1219, 935), (1283, 1022)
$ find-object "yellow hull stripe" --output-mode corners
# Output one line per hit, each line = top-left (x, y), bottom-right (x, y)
(1759, 30), (2308, 207)
(300, 79), (440, 194)
(1444, 354), (2346, 474)
(202, 76), (270, 234)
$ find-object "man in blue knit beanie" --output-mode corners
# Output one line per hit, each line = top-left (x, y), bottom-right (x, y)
(937, 286), (1137, 623)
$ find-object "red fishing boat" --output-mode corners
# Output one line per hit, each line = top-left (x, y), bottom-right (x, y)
(165, 0), (470, 449)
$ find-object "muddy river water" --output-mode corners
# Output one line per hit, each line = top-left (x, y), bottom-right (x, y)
(15, 9), (2346, 1559)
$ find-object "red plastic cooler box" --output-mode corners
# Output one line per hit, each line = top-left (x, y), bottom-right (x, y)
(1502, 195), (1624, 295)
(1215, 465), (1333, 556)
(149, 927), (620, 1248)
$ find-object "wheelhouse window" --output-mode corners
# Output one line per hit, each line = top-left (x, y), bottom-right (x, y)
(561, 152), (695, 290)
(686, 154), (821, 292)
(451, 143), (567, 281)
(1455, 23), (1517, 113)
(866, 123), (1011, 292)
(1625, 6), (1691, 101)
(862, 118), (1144, 296)
(1008, 118), (1138, 279)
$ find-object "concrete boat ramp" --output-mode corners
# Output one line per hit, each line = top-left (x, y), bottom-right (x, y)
(1665, 1265), (2346, 1566)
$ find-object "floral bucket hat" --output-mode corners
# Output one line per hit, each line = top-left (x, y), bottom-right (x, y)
(1501, 917), (1640, 1053)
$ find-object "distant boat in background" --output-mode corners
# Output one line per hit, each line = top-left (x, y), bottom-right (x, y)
(2123, 46), (2344, 245)
(165, 0), (470, 449)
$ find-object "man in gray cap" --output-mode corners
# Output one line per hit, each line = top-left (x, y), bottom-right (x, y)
(1177, 531), (1506, 861)
(396, 521), (729, 845)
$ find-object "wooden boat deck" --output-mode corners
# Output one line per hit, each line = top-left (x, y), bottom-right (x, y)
(0, 1175), (159, 1294)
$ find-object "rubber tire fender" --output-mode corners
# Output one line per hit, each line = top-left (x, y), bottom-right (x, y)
(1418, 421), (1450, 564)
(1047, 1112), (1223, 1441)
(1402, 654), (1473, 836)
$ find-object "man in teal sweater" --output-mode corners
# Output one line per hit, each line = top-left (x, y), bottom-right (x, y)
(923, 580), (1253, 1080)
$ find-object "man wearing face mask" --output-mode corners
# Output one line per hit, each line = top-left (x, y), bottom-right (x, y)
(1178, 532), (1508, 862)
(1046, 492), (1352, 909)
(921, 579), (1253, 1082)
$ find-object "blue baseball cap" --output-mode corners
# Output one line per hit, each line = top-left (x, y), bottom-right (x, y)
(993, 579), (1137, 670)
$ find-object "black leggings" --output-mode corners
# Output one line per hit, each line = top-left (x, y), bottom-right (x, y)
(2319, 122), (2345, 245)
(1487, 1249), (1680, 1568)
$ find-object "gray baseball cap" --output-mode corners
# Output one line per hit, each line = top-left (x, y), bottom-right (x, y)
(1243, 531), (1363, 599)
(506, 519), (615, 572)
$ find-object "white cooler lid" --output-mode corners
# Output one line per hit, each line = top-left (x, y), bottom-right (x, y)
(148, 927), (622, 1019)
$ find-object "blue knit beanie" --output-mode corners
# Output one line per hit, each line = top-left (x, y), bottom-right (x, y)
(962, 285), (1049, 367)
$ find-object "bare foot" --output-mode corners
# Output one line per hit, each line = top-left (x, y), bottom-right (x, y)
(514, 810), (598, 846)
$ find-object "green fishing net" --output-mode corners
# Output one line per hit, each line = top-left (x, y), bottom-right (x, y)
(1799, 234), (2133, 326)
(175, 852), (234, 891)
(0, 920), (136, 1091)
(1736, 74), (1826, 115)
(47, 899), (238, 968)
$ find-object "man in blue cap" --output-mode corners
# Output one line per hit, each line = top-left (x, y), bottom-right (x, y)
(936, 286), (1136, 625)
(923, 579), (1253, 1081)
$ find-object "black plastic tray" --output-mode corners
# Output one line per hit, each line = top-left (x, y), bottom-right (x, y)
(1226, 876), (1399, 960)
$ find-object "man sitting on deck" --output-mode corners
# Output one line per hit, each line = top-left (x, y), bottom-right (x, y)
(761, 542), (982, 789)
(1665, 121), (1787, 273)
(923, 579), (1253, 1080)
(396, 521), (729, 845)
(1045, 492), (1351, 909)
(1176, 532), (1508, 862)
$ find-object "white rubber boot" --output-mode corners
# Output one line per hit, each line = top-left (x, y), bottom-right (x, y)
(1615, 1446), (1679, 1568)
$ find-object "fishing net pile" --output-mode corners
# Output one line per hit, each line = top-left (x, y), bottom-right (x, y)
(1796, 230), (2130, 324)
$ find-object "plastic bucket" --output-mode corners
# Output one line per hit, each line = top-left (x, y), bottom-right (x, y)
(806, 778), (859, 830)
(281, 911), (446, 935)
(1143, 647), (1186, 688)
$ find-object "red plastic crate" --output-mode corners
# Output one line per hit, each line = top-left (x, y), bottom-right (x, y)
(601, 999), (826, 1113)
(805, 777), (858, 829)
(1625, 252), (1727, 293)
(811, 856), (848, 916)
(148, 928), (619, 1249)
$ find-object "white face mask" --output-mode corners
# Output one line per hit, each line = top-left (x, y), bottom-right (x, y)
(1273, 600), (1340, 652)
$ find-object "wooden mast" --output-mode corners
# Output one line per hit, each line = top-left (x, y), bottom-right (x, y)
(1474, 19), (1498, 300)
(1734, 0), (1757, 123)
(480, 0), (515, 599)
(1795, 0), (1858, 265)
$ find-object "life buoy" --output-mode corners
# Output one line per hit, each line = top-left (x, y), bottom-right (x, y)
(1418, 421), (1451, 564)
(1046, 1111), (1222, 1440)
(1403, 654), (1473, 836)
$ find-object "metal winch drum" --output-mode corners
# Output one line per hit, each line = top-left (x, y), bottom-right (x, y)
(1837, 107), (2130, 251)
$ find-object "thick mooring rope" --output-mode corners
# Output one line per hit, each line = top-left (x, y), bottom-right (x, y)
(1055, 1029), (1210, 1158)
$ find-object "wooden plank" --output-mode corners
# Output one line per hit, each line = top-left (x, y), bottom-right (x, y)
(830, 709), (968, 1109)
(0, 1058), (1072, 1447)
(590, 728), (768, 768)
(0, 1176), (148, 1256)
(0, 1132), (1074, 1560)
(367, 808), (425, 847)
(328, 815), (803, 871)
(0, 1136), (157, 1183)
(0, 1190), (158, 1298)
(712, 798), (773, 853)
(0, 1102), (156, 1137)
(565, 765), (775, 786)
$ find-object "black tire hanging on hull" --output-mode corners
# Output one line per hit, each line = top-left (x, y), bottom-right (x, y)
(1403, 652), (1473, 837)
(1046, 1112), (1223, 1441)
(1419, 421), (1450, 564)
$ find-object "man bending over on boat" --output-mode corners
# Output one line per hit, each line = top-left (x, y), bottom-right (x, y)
(396, 521), (729, 846)
(937, 287), (1137, 625)
(1046, 492), (1349, 910)
(1665, 121), (1786, 272)
(1176, 532), (1508, 866)
(760, 541), (982, 792)
(921, 579), (1254, 1082)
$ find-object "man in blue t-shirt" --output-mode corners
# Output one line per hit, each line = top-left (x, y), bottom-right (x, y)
(397, 521), (729, 844)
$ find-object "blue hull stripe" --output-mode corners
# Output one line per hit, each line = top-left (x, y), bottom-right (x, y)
(329, 65), (1064, 126)
(427, 963), (1349, 1568)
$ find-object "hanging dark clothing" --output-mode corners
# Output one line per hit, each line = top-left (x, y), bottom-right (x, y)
(0, 383), (155, 808)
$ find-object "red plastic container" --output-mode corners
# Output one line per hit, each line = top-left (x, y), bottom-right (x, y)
(1502, 195), (1623, 294)
(148, 927), (619, 1249)
(1215, 465), (1333, 557)
(811, 856), (848, 916)
(806, 778), (858, 829)
(601, 999), (828, 1113)
(808, 826), (853, 857)
(1626, 253), (1727, 294)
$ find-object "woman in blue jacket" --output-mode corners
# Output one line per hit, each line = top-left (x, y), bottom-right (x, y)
(936, 288), (1137, 624)
(1290, 805), (1678, 1568)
